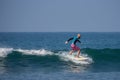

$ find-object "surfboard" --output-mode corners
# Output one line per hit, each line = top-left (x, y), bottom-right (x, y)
(66, 54), (88, 61)
(73, 56), (88, 61)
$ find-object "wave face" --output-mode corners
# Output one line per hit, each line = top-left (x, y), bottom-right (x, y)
(0, 48), (92, 64)
(0, 48), (120, 72)
(83, 48), (120, 62)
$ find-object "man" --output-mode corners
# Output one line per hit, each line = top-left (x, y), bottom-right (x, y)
(65, 34), (81, 58)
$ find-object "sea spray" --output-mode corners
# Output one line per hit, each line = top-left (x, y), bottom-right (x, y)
(0, 48), (13, 57)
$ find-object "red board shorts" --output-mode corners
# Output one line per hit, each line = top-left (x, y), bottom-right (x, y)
(71, 44), (80, 51)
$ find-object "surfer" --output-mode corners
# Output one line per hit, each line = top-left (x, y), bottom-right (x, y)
(65, 34), (81, 58)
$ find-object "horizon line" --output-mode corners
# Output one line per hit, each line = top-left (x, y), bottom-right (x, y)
(0, 31), (120, 33)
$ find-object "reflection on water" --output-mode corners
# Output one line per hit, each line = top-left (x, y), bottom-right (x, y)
(65, 62), (89, 73)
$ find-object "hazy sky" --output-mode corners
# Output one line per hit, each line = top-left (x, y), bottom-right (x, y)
(0, 0), (120, 32)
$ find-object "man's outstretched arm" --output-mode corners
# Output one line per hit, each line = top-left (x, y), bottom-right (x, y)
(65, 37), (73, 44)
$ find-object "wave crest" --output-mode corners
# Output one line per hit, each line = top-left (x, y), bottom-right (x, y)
(16, 49), (53, 56)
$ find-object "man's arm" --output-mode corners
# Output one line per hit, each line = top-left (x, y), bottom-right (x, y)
(65, 37), (73, 44)
(77, 40), (81, 43)
(67, 37), (73, 42)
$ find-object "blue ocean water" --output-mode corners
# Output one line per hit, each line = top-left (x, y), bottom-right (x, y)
(0, 32), (120, 80)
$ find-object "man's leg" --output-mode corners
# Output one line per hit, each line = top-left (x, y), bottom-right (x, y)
(76, 49), (80, 58)
(69, 50), (74, 55)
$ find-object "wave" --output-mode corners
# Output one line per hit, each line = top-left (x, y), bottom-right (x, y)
(82, 48), (120, 62)
(0, 48), (54, 57)
(0, 48), (93, 64)
(0, 47), (120, 64)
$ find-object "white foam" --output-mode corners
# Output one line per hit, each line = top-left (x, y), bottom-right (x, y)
(58, 51), (93, 65)
(0, 48), (13, 57)
(0, 48), (53, 57)
(16, 49), (53, 56)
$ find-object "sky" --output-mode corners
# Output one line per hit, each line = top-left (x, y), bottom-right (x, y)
(0, 0), (120, 32)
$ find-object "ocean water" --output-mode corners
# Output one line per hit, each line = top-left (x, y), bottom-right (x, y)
(0, 32), (120, 80)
